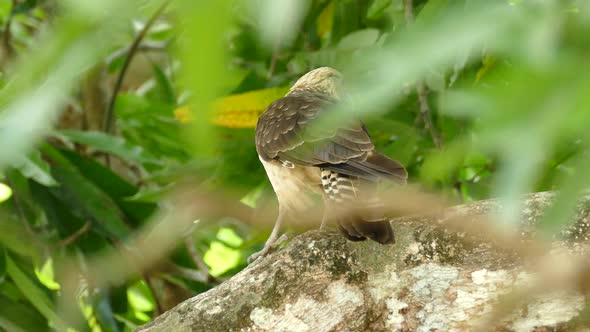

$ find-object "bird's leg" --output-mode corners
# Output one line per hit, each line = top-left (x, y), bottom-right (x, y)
(320, 196), (333, 230)
(320, 208), (330, 230)
(248, 209), (288, 263)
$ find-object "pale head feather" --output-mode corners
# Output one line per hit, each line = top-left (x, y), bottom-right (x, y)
(287, 67), (344, 98)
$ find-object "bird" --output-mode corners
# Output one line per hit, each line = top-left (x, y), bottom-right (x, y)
(251, 67), (407, 262)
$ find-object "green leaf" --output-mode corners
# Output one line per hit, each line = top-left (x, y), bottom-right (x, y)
(35, 259), (60, 291)
(537, 153), (590, 235)
(5, 255), (66, 329)
(59, 149), (156, 227)
(59, 130), (163, 166)
(217, 227), (243, 248)
(31, 180), (110, 253)
(337, 29), (380, 50)
(367, 0), (392, 20)
(150, 64), (176, 105)
(0, 1), (143, 170)
(0, 214), (35, 257)
(332, 0), (363, 44)
(0, 182), (12, 203)
(12, 0), (38, 15)
(365, 119), (418, 166)
(203, 241), (241, 277)
(124, 184), (174, 203)
(0, 294), (47, 332)
(93, 291), (121, 332)
(115, 93), (176, 118)
(415, 0), (450, 24)
(11, 150), (58, 186)
(420, 140), (471, 184)
(127, 280), (155, 313)
(40, 144), (131, 240)
(288, 48), (356, 72)
(0, 247), (5, 283)
(0, 1), (12, 19)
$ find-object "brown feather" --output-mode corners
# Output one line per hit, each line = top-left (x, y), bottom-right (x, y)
(256, 67), (407, 247)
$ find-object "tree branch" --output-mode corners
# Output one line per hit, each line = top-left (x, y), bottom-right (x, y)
(52, 221), (92, 248)
(137, 192), (590, 331)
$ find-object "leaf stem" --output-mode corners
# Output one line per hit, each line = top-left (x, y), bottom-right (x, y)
(103, 1), (170, 135)
(404, 0), (442, 149)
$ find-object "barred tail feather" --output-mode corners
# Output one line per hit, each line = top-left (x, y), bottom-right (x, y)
(321, 169), (395, 245)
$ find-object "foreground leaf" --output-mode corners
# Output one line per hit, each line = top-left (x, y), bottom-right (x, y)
(5, 256), (65, 329)
(59, 130), (162, 166)
(11, 150), (58, 187)
(41, 144), (131, 240)
(0, 294), (47, 332)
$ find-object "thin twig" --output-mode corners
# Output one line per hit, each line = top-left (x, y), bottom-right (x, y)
(403, 0), (414, 24)
(416, 81), (442, 148)
(267, 37), (281, 80)
(105, 41), (170, 66)
(404, 0), (442, 149)
(52, 221), (92, 248)
(184, 237), (217, 283)
(145, 275), (164, 315)
(103, 1), (170, 136)
(267, 53), (278, 79)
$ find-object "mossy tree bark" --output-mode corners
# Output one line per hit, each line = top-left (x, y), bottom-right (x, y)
(137, 192), (590, 331)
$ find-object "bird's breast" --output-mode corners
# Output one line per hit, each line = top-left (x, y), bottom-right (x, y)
(259, 157), (322, 212)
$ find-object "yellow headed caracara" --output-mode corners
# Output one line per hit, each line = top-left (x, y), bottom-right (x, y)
(252, 67), (407, 262)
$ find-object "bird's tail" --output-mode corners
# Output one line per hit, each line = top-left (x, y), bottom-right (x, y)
(321, 169), (395, 244)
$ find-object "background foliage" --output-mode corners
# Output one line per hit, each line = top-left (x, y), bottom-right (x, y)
(0, 0), (589, 331)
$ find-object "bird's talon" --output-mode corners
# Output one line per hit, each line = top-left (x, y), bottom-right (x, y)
(248, 233), (290, 264)
(274, 233), (290, 245)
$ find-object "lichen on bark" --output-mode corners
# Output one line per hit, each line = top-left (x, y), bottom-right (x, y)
(137, 192), (590, 332)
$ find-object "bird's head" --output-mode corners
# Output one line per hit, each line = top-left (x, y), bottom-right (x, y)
(288, 67), (344, 99)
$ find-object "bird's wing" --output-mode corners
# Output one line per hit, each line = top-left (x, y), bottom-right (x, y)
(255, 93), (407, 183)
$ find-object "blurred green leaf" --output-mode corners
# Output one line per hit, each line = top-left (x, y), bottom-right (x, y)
(124, 185), (174, 203)
(332, 0), (364, 44)
(217, 227), (244, 248)
(12, 0), (38, 15)
(367, 0), (393, 20)
(366, 118), (419, 166)
(203, 241), (241, 277)
(149, 64), (176, 105)
(537, 153), (590, 236)
(0, 1), (12, 19)
(414, 0), (449, 24)
(0, 0), (143, 169)
(0, 214), (36, 257)
(0, 247), (5, 283)
(2, 0), (590, 330)
(0, 294), (47, 332)
(58, 149), (157, 227)
(35, 259), (60, 291)
(41, 144), (131, 240)
(6, 255), (65, 329)
(59, 130), (163, 166)
(177, 1), (233, 158)
(11, 151), (58, 187)
(337, 28), (380, 49)
(127, 280), (155, 313)
(0, 182), (12, 203)
(94, 291), (121, 332)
